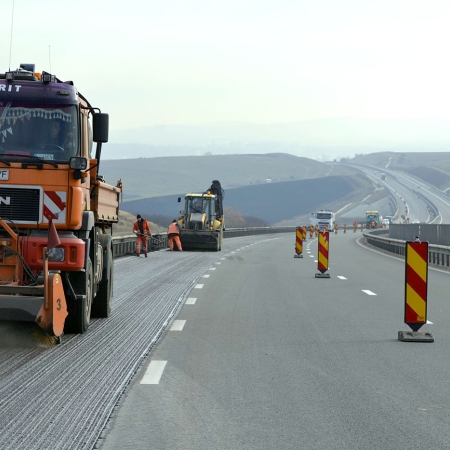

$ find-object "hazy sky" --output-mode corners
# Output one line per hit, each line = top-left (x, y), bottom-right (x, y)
(2, 0), (450, 152)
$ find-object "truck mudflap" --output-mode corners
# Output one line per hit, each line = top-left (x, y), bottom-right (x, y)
(0, 275), (68, 337)
(180, 230), (220, 250)
(35, 273), (68, 336)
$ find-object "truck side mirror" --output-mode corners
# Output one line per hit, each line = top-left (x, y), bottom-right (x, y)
(177, 197), (181, 202)
(93, 113), (109, 143)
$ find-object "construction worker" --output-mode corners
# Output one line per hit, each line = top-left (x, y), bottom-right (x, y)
(167, 220), (183, 251)
(133, 214), (151, 257)
(334, 223), (338, 234)
(343, 224), (347, 234)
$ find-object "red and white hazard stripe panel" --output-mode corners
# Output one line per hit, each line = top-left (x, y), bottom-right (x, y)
(43, 191), (67, 223)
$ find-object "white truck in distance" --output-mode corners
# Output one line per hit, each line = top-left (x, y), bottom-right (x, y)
(309, 210), (336, 230)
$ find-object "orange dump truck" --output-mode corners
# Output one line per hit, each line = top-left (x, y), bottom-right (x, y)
(0, 64), (121, 337)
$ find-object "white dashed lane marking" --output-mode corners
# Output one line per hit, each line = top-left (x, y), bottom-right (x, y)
(362, 290), (377, 296)
(203, 274), (210, 278)
(170, 320), (186, 331)
(195, 284), (204, 289)
(185, 298), (197, 305)
(140, 361), (167, 385)
(337, 276), (347, 280)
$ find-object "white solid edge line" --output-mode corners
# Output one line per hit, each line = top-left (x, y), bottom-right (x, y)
(186, 298), (197, 304)
(170, 320), (186, 331)
(362, 290), (377, 296)
(140, 360), (167, 385)
(195, 284), (204, 289)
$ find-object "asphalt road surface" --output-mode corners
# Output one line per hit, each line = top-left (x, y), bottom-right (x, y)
(99, 232), (450, 450)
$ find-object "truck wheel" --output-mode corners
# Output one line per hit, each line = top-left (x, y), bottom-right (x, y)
(64, 258), (93, 334)
(92, 244), (113, 318)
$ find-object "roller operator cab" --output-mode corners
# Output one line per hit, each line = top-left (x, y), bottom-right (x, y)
(177, 180), (224, 251)
(0, 64), (122, 338)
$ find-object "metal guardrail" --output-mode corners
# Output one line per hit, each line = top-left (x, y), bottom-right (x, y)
(112, 234), (169, 257)
(111, 226), (298, 257)
(363, 230), (450, 270)
(112, 225), (450, 270)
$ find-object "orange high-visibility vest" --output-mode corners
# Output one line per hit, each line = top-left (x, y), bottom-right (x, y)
(168, 222), (180, 235)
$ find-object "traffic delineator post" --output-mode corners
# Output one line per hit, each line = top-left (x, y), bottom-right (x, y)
(315, 230), (330, 278)
(309, 225), (314, 239)
(398, 240), (434, 342)
(294, 226), (303, 258)
(302, 226), (307, 241)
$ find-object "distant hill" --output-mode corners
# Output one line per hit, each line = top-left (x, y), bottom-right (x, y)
(100, 153), (360, 201)
(108, 118), (450, 162)
(99, 152), (397, 226)
(120, 174), (376, 226)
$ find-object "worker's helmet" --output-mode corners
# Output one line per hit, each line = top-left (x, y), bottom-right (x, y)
(173, 219), (177, 223)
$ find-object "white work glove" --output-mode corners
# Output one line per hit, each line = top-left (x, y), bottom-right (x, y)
(133, 230), (138, 234)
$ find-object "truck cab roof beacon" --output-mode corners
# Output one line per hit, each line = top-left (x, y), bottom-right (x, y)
(0, 64), (122, 338)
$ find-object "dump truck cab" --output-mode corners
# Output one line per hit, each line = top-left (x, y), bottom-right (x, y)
(0, 64), (121, 337)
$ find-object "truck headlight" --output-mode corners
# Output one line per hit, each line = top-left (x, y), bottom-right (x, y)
(70, 157), (87, 170)
(48, 248), (65, 262)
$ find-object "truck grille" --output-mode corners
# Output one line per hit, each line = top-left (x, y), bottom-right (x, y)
(0, 187), (40, 222)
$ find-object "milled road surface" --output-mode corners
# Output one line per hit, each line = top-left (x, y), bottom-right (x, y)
(0, 236), (266, 450)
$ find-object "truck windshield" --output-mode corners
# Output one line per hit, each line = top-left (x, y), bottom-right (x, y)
(316, 213), (332, 219)
(0, 102), (79, 162)
(187, 197), (205, 214)
(186, 197), (215, 219)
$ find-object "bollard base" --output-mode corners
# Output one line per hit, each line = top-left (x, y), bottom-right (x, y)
(315, 272), (330, 278)
(294, 254), (303, 258)
(398, 330), (434, 342)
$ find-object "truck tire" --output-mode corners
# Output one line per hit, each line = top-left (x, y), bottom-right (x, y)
(92, 235), (113, 318)
(64, 258), (93, 334)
